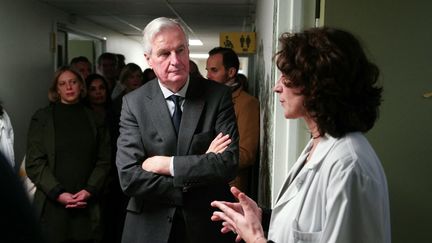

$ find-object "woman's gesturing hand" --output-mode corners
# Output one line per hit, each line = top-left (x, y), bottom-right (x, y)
(211, 187), (265, 243)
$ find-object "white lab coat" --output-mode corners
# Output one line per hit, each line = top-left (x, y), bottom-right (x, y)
(268, 132), (391, 243)
(0, 109), (14, 167)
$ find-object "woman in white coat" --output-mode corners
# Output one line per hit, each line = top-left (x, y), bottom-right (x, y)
(211, 27), (391, 243)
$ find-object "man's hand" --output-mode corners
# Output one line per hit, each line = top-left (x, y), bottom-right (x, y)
(207, 133), (231, 154)
(141, 133), (231, 176)
(142, 156), (171, 175)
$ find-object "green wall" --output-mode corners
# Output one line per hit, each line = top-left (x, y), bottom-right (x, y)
(68, 40), (95, 67)
(325, 0), (432, 242)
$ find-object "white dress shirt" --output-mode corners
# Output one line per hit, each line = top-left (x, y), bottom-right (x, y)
(158, 78), (189, 176)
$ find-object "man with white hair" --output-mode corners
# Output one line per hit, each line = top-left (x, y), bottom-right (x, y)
(116, 17), (239, 243)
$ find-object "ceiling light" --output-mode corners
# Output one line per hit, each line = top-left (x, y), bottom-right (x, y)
(189, 39), (203, 46)
(189, 53), (209, 59)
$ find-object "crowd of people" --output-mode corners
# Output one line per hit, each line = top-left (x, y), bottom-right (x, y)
(1, 16), (390, 243)
(23, 52), (159, 243)
(20, 36), (259, 242)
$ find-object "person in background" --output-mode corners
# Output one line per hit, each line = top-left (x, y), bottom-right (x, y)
(112, 63), (143, 124)
(97, 52), (122, 98)
(189, 60), (204, 79)
(142, 68), (156, 84)
(111, 62), (145, 238)
(111, 63), (144, 243)
(206, 47), (260, 194)
(118, 63), (143, 94)
(70, 56), (92, 80)
(116, 17), (239, 243)
(0, 102), (15, 168)
(26, 66), (111, 243)
(85, 73), (126, 243)
(116, 54), (126, 81)
(84, 73), (117, 149)
(85, 74), (112, 120)
(237, 73), (249, 93)
(211, 27), (391, 243)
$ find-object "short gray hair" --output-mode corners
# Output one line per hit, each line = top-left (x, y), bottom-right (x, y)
(142, 17), (189, 55)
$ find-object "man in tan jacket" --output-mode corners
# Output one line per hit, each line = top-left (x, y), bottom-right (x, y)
(206, 47), (260, 194)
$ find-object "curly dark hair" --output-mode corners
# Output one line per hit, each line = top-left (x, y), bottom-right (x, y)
(276, 27), (382, 138)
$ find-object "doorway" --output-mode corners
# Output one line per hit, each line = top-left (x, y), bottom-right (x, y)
(56, 24), (105, 71)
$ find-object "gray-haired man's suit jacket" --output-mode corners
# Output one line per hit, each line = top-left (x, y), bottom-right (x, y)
(116, 76), (239, 243)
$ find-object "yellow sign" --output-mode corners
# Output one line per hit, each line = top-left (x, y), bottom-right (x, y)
(219, 32), (256, 54)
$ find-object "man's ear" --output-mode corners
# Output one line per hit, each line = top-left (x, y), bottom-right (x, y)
(144, 53), (151, 67)
(228, 67), (237, 79)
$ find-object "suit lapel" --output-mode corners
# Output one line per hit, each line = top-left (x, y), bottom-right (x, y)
(146, 81), (178, 153)
(177, 78), (205, 155)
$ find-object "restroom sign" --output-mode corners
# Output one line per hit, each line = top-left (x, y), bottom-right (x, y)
(219, 32), (256, 54)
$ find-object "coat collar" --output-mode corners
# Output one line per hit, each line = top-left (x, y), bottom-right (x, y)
(274, 134), (337, 208)
(231, 85), (242, 100)
(304, 134), (337, 170)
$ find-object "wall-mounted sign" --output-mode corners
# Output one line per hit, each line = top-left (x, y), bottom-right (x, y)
(219, 32), (256, 54)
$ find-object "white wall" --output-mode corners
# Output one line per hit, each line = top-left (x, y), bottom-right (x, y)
(271, 0), (317, 206)
(106, 35), (147, 69)
(0, 1), (144, 169)
(253, 0), (317, 206)
(0, 1), (59, 169)
(253, 0), (276, 206)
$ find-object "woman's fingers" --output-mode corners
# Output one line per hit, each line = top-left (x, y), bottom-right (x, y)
(211, 201), (240, 226)
(222, 221), (237, 234)
(235, 234), (242, 242)
(230, 186), (242, 196)
(65, 201), (87, 208)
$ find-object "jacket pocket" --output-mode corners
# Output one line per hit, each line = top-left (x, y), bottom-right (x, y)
(292, 230), (322, 243)
(291, 221), (322, 243)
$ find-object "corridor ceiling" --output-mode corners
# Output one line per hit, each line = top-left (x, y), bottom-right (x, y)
(40, 0), (257, 53)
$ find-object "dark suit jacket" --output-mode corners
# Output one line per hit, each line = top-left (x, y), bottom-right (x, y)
(116, 77), (239, 243)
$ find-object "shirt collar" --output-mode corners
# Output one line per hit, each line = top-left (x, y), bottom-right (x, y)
(158, 76), (190, 99)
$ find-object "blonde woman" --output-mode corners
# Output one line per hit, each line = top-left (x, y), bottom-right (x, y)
(26, 66), (111, 243)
